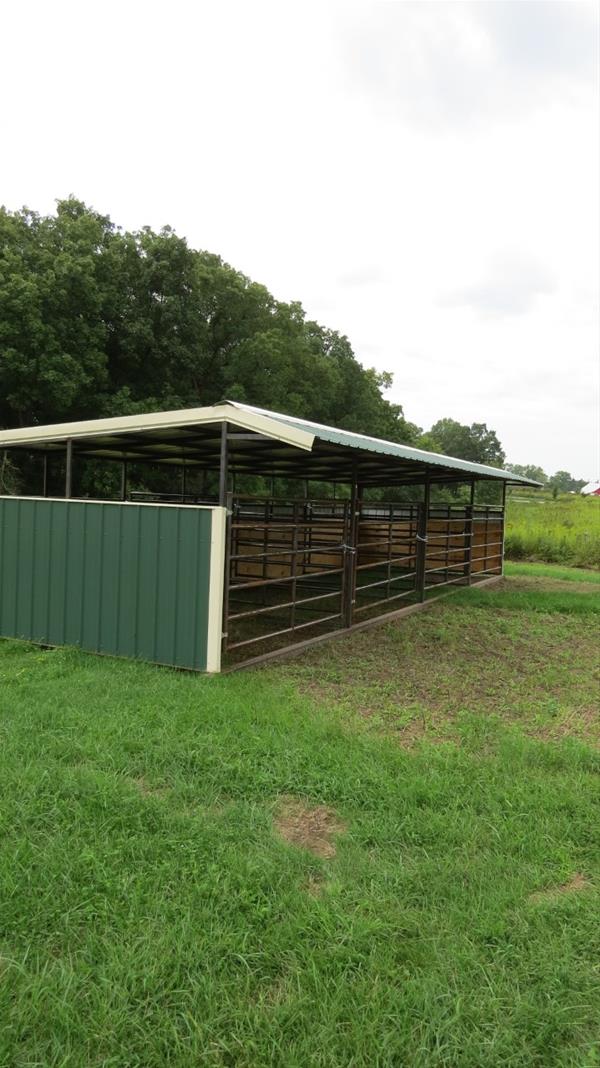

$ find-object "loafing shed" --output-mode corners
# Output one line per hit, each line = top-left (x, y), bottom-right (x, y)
(0, 401), (539, 671)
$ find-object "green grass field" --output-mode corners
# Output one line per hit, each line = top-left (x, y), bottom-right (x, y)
(505, 494), (600, 568)
(504, 560), (600, 584)
(1, 565), (599, 1066)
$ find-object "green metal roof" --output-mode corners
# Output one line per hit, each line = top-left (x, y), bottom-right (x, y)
(227, 402), (542, 486)
(0, 399), (541, 486)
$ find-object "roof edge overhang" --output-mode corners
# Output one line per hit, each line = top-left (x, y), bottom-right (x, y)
(0, 401), (542, 486)
(0, 403), (315, 453)
(225, 401), (543, 487)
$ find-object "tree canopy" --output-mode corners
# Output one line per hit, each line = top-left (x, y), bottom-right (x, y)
(508, 465), (587, 493)
(1, 198), (587, 492)
(428, 418), (506, 468)
(508, 464), (548, 484)
(0, 199), (417, 444)
(548, 470), (587, 494)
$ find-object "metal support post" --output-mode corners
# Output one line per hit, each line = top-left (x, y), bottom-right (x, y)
(221, 490), (233, 659)
(42, 453), (48, 497)
(290, 501), (299, 631)
(465, 478), (475, 584)
(65, 439), (73, 499)
(416, 475), (430, 601)
(120, 459), (128, 501)
(219, 422), (229, 506)
(343, 470), (359, 627)
(500, 480), (507, 576)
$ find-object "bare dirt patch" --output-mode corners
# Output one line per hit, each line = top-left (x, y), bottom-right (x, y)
(529, 872), (590, 903)
(276, 590), (599, 748)
(304, 873), (327, 897)
(536, 706), (600, 744)
(274, 796), (347, 858)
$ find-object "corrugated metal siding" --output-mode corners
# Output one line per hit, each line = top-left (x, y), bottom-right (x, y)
(0, 498), (214, 670)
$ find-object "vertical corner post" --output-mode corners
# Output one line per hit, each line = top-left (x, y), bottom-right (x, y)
(219, 421), (231, 661)
(42, 452), (49, 498)
(500, 480), (507, 576)
(219, 421), (229, 506)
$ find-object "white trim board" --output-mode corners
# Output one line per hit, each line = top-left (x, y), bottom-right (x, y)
(0, 403), (314, 453)
(206, 506), (227, 673)
(0, 495), (219, 511)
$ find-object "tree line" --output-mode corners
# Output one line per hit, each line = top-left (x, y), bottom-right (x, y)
(0, 198), (586, 492)
(507, 466), (587, 495)
(0, 199), (414, 441)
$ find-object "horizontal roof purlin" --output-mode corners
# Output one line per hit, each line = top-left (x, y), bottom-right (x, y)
(0, 401), (540, 485)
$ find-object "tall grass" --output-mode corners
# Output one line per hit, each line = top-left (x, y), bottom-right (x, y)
(505, 494), (600, 568)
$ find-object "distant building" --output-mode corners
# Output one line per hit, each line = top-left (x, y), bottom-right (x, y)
(581, 481), (600, 496)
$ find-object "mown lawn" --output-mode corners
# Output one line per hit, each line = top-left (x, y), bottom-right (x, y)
(0, 565), (599, 1067)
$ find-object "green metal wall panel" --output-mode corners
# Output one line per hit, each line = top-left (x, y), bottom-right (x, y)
(0, 498), (214, 670)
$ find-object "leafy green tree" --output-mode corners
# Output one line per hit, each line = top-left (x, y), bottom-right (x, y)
(0, 200), (113, 426)
(549, 470), (587, 494)
(0, 451), (18, 494)
(0, 198), (416, 452)
(508, 464), (547, 483)
(428, 418), (506, 467)
(416, 430), (443, 454)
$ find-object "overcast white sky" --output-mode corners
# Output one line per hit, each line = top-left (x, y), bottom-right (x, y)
(1, 0), (599, 476)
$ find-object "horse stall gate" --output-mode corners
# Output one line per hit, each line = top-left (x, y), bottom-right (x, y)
(222, 496), (505, 666)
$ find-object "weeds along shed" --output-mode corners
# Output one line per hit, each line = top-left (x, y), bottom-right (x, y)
(0, 401), (539, 671)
